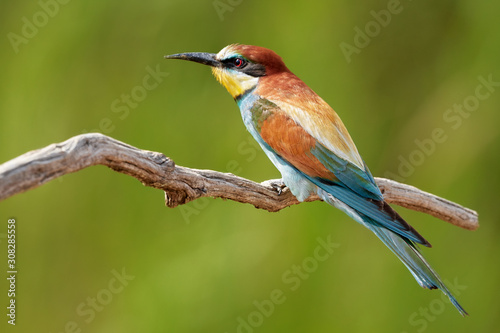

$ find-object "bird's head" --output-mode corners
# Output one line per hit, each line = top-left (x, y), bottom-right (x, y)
(165, 44), (289, 99)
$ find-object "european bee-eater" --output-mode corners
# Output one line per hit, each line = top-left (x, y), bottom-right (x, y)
(165, 44), (467, 315)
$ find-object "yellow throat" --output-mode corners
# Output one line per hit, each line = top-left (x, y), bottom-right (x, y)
(212, 67), (258, 99)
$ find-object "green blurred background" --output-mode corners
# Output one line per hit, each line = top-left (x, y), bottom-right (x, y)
(1, 0), (498, 332)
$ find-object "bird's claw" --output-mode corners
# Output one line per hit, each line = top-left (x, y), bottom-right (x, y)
(270, 179), (287, 195)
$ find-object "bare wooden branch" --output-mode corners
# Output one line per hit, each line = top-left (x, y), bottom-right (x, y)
(0, 133), (478, 230)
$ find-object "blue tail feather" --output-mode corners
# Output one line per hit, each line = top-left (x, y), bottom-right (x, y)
(364, 215), (468, 316)
(318, 189), (468, 316)
(308, 175), (431, 247)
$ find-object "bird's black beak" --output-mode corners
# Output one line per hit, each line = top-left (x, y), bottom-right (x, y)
(164, 52), (221, 68)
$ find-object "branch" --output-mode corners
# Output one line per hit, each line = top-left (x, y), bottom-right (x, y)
(0, 133), (478, 230)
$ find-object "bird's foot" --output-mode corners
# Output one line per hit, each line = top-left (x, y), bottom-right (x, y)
(263, 178), (287, 195)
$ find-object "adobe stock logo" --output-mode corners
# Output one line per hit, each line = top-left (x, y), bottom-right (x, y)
(400, 277), (467, 333)
(384, 74), (498, 182)
(50, 268), (134, 333)
(339, 0), (404, 64)
(178, 134), (260, 224)
(7, 0), (72, 54)
(225, 235), (340, 333)
(82, 64), (169, 134)
(213, 0), (243, 21)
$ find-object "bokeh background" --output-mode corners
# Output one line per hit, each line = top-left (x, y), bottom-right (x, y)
(1, 1), (498, 332)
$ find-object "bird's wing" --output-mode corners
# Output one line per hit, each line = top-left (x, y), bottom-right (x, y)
(251, 98), (430, 246)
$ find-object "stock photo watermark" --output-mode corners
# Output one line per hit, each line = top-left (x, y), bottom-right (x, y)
(6, 218), (17, 326)
(82, 64), (169, 134)
(213, 0), (243, 21)
(339, 0), (412, 64)
(7, 0), (72, 54)
(225, 235), (340, 333)
(384, 73), (498, 182)
(401, 277), (467, 333)
(50, 267), (134, 333)
(179, 134), (261, 224)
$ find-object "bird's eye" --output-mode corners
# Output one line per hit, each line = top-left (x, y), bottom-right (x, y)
(233, 58), (246, 68)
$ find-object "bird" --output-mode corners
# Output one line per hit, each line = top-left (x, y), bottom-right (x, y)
(164, 44), (467, 315)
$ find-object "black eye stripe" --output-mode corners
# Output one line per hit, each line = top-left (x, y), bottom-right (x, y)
(221, 56), (266, 77)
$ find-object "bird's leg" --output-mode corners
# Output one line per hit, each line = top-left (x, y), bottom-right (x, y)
(262, 178), (287, 195)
